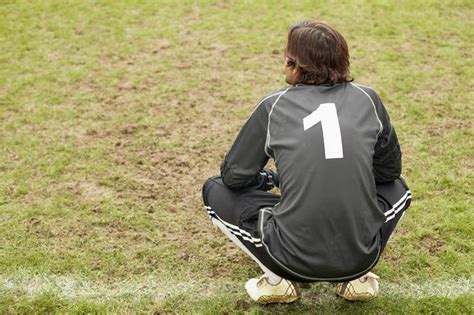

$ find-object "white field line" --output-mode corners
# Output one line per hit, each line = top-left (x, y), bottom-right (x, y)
(0, 271), (472, 303)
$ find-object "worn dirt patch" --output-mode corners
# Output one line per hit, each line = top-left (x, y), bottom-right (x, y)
(419, 236), (446, 254)
(67, 181), (114, 202)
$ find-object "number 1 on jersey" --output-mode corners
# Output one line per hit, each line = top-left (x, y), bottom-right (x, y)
(303, 103), (344, 159)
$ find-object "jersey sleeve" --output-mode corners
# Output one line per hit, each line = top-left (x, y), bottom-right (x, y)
(370, 90), (402, 183)
(220, 96), (274, 189)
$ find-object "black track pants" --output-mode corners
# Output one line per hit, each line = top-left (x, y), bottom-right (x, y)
(202, 176), (411, 282)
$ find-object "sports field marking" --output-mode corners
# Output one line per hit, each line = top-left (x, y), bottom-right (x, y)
(1, 271), (472, 303)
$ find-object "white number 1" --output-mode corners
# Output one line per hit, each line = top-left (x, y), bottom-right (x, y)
(303, 103), (344, 159)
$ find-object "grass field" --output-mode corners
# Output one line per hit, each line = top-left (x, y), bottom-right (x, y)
(1, 0), (473, 313)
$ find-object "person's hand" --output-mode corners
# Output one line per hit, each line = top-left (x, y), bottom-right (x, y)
(259, 168), (280, 190)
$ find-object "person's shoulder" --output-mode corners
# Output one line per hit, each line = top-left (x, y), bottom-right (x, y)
(257, 86), (293, 105)
(262, 86), (292, 99)
(349, 82), (381, 102)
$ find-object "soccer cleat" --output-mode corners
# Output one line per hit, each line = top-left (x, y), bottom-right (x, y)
(336, 272), (380, 301)
(245, 275), (301, 304)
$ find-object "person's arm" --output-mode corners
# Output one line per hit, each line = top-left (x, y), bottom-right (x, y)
(220, 95), (279, 189)
(372, 93), (402, 183)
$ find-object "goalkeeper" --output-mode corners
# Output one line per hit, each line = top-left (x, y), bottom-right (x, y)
(202, 20), (411, 304)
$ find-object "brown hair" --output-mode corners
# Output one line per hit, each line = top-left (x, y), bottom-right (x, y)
(285, 20), (351, 85)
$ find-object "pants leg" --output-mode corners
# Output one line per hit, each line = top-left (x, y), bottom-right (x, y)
(202, 176), (305, 281)
(337, 177), (412, 282)
(376, 177), (412, 253)
(202, 176), (412, 282)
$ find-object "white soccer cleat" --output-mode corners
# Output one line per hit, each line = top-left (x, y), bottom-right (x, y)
(245, 275), (301, 304)
(336, 272), (380, 301)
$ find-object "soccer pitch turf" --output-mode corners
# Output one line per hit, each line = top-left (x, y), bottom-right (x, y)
(1, 0), (473, 313)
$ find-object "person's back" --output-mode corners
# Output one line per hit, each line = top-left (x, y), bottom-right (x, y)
(202, 20), (411, 304)
(262, 83), (387, 279)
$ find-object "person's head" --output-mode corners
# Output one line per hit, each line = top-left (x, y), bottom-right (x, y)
(284, 20), (351, 86)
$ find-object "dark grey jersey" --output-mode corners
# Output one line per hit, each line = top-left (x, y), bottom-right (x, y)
(221, 82), (402, 280)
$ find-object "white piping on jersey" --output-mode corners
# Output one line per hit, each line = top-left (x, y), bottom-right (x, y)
(350, 83), (384, 139)
(249, 90), (287, 117)
(265, 87), (292, 158)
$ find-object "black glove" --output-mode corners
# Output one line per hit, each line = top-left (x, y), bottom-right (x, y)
(258, 168), (280, 191)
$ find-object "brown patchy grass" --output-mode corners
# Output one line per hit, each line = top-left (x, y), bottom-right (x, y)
(1, 0), (473, 313)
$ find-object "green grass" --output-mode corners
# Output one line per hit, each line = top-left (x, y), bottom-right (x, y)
(1, 0), (473, 313)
